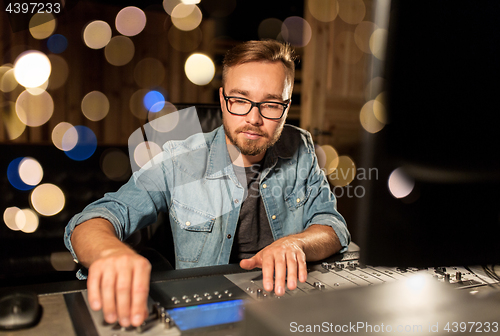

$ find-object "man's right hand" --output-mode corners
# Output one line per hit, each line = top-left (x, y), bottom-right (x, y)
(70, 218), (152, 327)
(86, 249), (151, 327)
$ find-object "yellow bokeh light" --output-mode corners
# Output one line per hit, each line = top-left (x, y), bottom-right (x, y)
(0, 65), (18, 93)
(374, 92), (387, 124)
(101, 149), (131, 181)
(148, 102), (179, 133)
(47, 54), (69, 90)
(171, 4), (202, 31)
(14, 51), (52, 88)
(184, 53), (215, 86)
(321, 145), (339, 175)
(19, 157), (43, 186)
(134, 58), (165, 88)
(81, 91), (110, 121)
(105, 36), (135, 66)
(134, 141), (163, 168)
(1, 101), (26, 140)
(31, 183), (65, 216)
(308, 0), (339, 22)
(354, 21), (377, 54)
(338, 0), (366, 25)
(181, 0), (200, 4)
(29, 12), (57, 39)
(3, 207), (23, 231)
(370, 28), (388, 60)
(52, 122), (74, 150)
(163, 0), (182, 15)
(360, 99), (385, 134)
(83, 20), (112, 49)
(17, 208), (39, 233)
(26, 79), (49, 95)
(115, 6), (147, 37)
(328, 156), (356, 187)
(16, 90), (54, 127)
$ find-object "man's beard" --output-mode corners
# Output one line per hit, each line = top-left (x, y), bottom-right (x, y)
(223, 119), (284, 156)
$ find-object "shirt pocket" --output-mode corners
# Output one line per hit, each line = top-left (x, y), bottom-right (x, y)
(169, 199), (215, 262)
(284, 182), (312, 210)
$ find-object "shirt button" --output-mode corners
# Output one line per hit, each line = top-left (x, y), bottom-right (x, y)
(271, 215), (276, 220)
(185, 221), (191, 226)
(234, 199), (239, 204)
(262, 184), (267, 189)
(227, 234), (232, 239)
(296, 198), (301, 203)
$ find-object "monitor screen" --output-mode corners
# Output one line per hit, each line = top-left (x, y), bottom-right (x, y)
(357, 0), (500, 267)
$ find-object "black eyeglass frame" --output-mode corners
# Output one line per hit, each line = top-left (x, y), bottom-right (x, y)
(222, 90), (290, 120)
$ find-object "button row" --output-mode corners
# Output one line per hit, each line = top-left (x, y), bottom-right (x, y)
(171, 290), (233, 304)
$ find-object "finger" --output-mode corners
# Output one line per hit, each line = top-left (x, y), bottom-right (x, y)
(286, 251), (298, 291)
(273, 252), (287, 296)
(87, 265), (103, 311)
(100, 267), (117, 324)
(115, 265), (133, 326)
(130, 259), (151, 327)
(261, 254), (275, 293)
(297, 251), (308, 283)
(240, 256), (259, 270)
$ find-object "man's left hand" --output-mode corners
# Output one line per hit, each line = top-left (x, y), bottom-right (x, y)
(239, 237), (307, 296)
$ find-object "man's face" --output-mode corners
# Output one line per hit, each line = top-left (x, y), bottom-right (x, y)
(220, 61), (291, 159)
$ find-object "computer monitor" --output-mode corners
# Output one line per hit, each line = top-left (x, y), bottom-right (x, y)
(357, 0), (500, 267)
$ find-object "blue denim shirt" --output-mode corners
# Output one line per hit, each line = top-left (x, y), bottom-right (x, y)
(64, 125), (350, 278)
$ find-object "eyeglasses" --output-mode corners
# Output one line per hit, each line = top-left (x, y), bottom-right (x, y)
(222, 90), (290, 120)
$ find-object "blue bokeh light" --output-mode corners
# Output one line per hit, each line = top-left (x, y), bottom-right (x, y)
(7, 157), (34, 191)
(64, 126), (97, 161)
(47, 34), (68, 54)
(144, 91), (165, 112)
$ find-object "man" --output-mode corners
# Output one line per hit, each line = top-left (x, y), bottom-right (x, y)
(64, 40), (350, 328)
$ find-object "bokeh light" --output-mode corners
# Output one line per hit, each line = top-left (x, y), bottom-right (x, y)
(168, 26), (202, 52)
(374, 92), (387, 124)
(18, 157), (43, 186)
(184, 53), (215, 85)
(16, 90), (54, 127)
(100, 149), (131, 181)
(3, 207), (23, 231)
(364, 76), (385, 101)
(163, 0), (182, 15)
(115, 6), (147, 36)
(26, 80), (49, 96)
(148, 102), (179, 133)
(29, 13), (56, 39)
(171, 4), (202, 31)
(47, 54), (69, 90)
(388, 168), (415, 199)
(0, 65), (18, 92)
(321, 145), (339, 175)
(1, 101), (25, 140)
(31, 183), (65, 216)
(144, 91), (165, 112)
(50, 252), (77, 271)
(334, 31), (364, 64)
(308, 0), (339, 22)
(52, 122), (75, 150)
(47, 34), (68, 54)
(354, 21), (377, 54)
(314, 144), (327, 170)
(134, 141), (163, 168)
(83, 20), (112, 49)
(14, 51), (52, 88)
(134, 58), (165, 88)
(328, 156), (356, 187)
(105, 36), (135, 66)
(63, 125), (97, 161)
(282, 16), (312, 47)
(129, 89), (150, 118)
(81, 91), (110, 121)
(7, 157), (35, 190)
(360, 99), (385, 133)
(370, 28), (388, 60)
(17, 208), (39, 233)
(258, 18), (283, 40)
(338, 0), (366, 25)
(181, 0), (200, 4)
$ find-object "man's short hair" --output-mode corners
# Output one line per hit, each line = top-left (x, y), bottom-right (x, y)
(222, 40), (296, 96)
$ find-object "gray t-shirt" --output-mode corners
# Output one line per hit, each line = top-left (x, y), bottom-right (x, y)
(230, 159), (274, 262)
